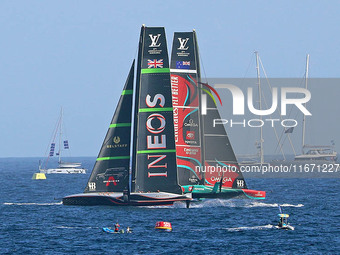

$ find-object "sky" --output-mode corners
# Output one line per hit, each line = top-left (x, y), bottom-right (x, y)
(1, 1), (340, 157)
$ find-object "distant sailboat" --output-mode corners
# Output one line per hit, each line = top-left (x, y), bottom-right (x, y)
(39, 108), (86, 174)
(63, 25), (191, 206)
(170, 31), (265, 199)
(294, 55), (338, 162)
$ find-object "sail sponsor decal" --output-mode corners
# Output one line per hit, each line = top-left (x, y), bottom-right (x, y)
(202, 160), (242, 188)
(87, 182), (96, 191)
(105, 136), (128, 149)
(149, 34), (161, 47)
(148, 33), (162, 55)
(140, 93), (171, 178)
(105, 176), (118, 186)
(176, 37), (190, 57)
(178, 38), (189, 50)
(171, 75), (203, 182)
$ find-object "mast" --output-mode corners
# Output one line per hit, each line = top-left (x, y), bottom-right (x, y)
(194, 30), (206, 184)
(255, 51), (264, 164)
(58, 107), (63, 164)
(302, 54), (309, 153)
(130, 25), (145, 192)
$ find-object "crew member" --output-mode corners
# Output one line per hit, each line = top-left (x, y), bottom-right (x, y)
(114, 222), (120, 232)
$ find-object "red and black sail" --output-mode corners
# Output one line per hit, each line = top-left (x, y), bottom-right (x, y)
(170, 31), (205, 186)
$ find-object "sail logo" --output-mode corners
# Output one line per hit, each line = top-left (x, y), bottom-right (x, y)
(146, 95), (166, 149)
(113, 136), (120, 144)
(210, 176), (232, 183)
(186, 131), (195, 140)
(107, 136), (127, 149)
(88, 182), (96, 191)
(146, 113), (166, 134)
(105, 176), (118, 186)
(149, 34), (161, 47)
(145, 94), (169, 178)
(237, 179), (245, 188)
(178, 38), (189, 50)
(184, 119), (198, 127)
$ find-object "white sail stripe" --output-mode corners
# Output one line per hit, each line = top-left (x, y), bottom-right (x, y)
(170, 69), (197, 74)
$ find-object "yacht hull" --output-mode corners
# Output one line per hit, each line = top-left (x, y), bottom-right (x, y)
(62, 192), (191, 206)
(183, 185), (266, 199)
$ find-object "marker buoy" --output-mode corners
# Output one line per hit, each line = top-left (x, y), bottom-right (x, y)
(155, 221), (172, 232)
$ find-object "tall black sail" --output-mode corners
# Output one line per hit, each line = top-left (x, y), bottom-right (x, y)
(131, 26), (181, 194)
(84, 61), (134, 193)
(170, 31), (205, 186)
(202, 81), (247, 189)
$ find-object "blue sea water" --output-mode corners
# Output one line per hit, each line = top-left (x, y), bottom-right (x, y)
(1, 157), (340, 254)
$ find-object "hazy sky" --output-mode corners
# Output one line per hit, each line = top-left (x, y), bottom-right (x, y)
(1, 1), (340, 157)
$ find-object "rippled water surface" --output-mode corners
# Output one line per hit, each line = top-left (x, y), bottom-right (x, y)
(1, 158), (339, 254)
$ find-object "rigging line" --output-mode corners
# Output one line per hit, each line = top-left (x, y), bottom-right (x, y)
(259, 57), (310, 156)
(244, 53), (255, 79)
(278, 76), (305, 154)
(197, 45), (208, 83)
(44, 111), (62, 168)
(257, 56), (287, 159)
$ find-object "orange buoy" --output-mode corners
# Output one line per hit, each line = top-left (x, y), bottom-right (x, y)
(155, 221), (172, 232)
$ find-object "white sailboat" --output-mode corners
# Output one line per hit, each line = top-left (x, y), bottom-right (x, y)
(294, 55), (338, 162)
(39, 108), (87, 174)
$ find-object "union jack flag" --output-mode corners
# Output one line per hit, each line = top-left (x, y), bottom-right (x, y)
(148, 59), (163, 68)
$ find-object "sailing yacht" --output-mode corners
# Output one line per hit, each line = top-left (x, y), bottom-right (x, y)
(294, 55), (338, 162)
(63, 26), (191, 206)
(170, 31), (265, 199)
(39, 108), (86, 174)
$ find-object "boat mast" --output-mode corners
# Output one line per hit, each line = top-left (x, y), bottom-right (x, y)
(194, 29), (205, 184)
(58, 107), (63, 164)
(255, 51), (264, 164)
(302, 54), (309, 153)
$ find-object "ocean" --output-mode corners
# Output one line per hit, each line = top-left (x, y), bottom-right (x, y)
(1, 157), (339, 254)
